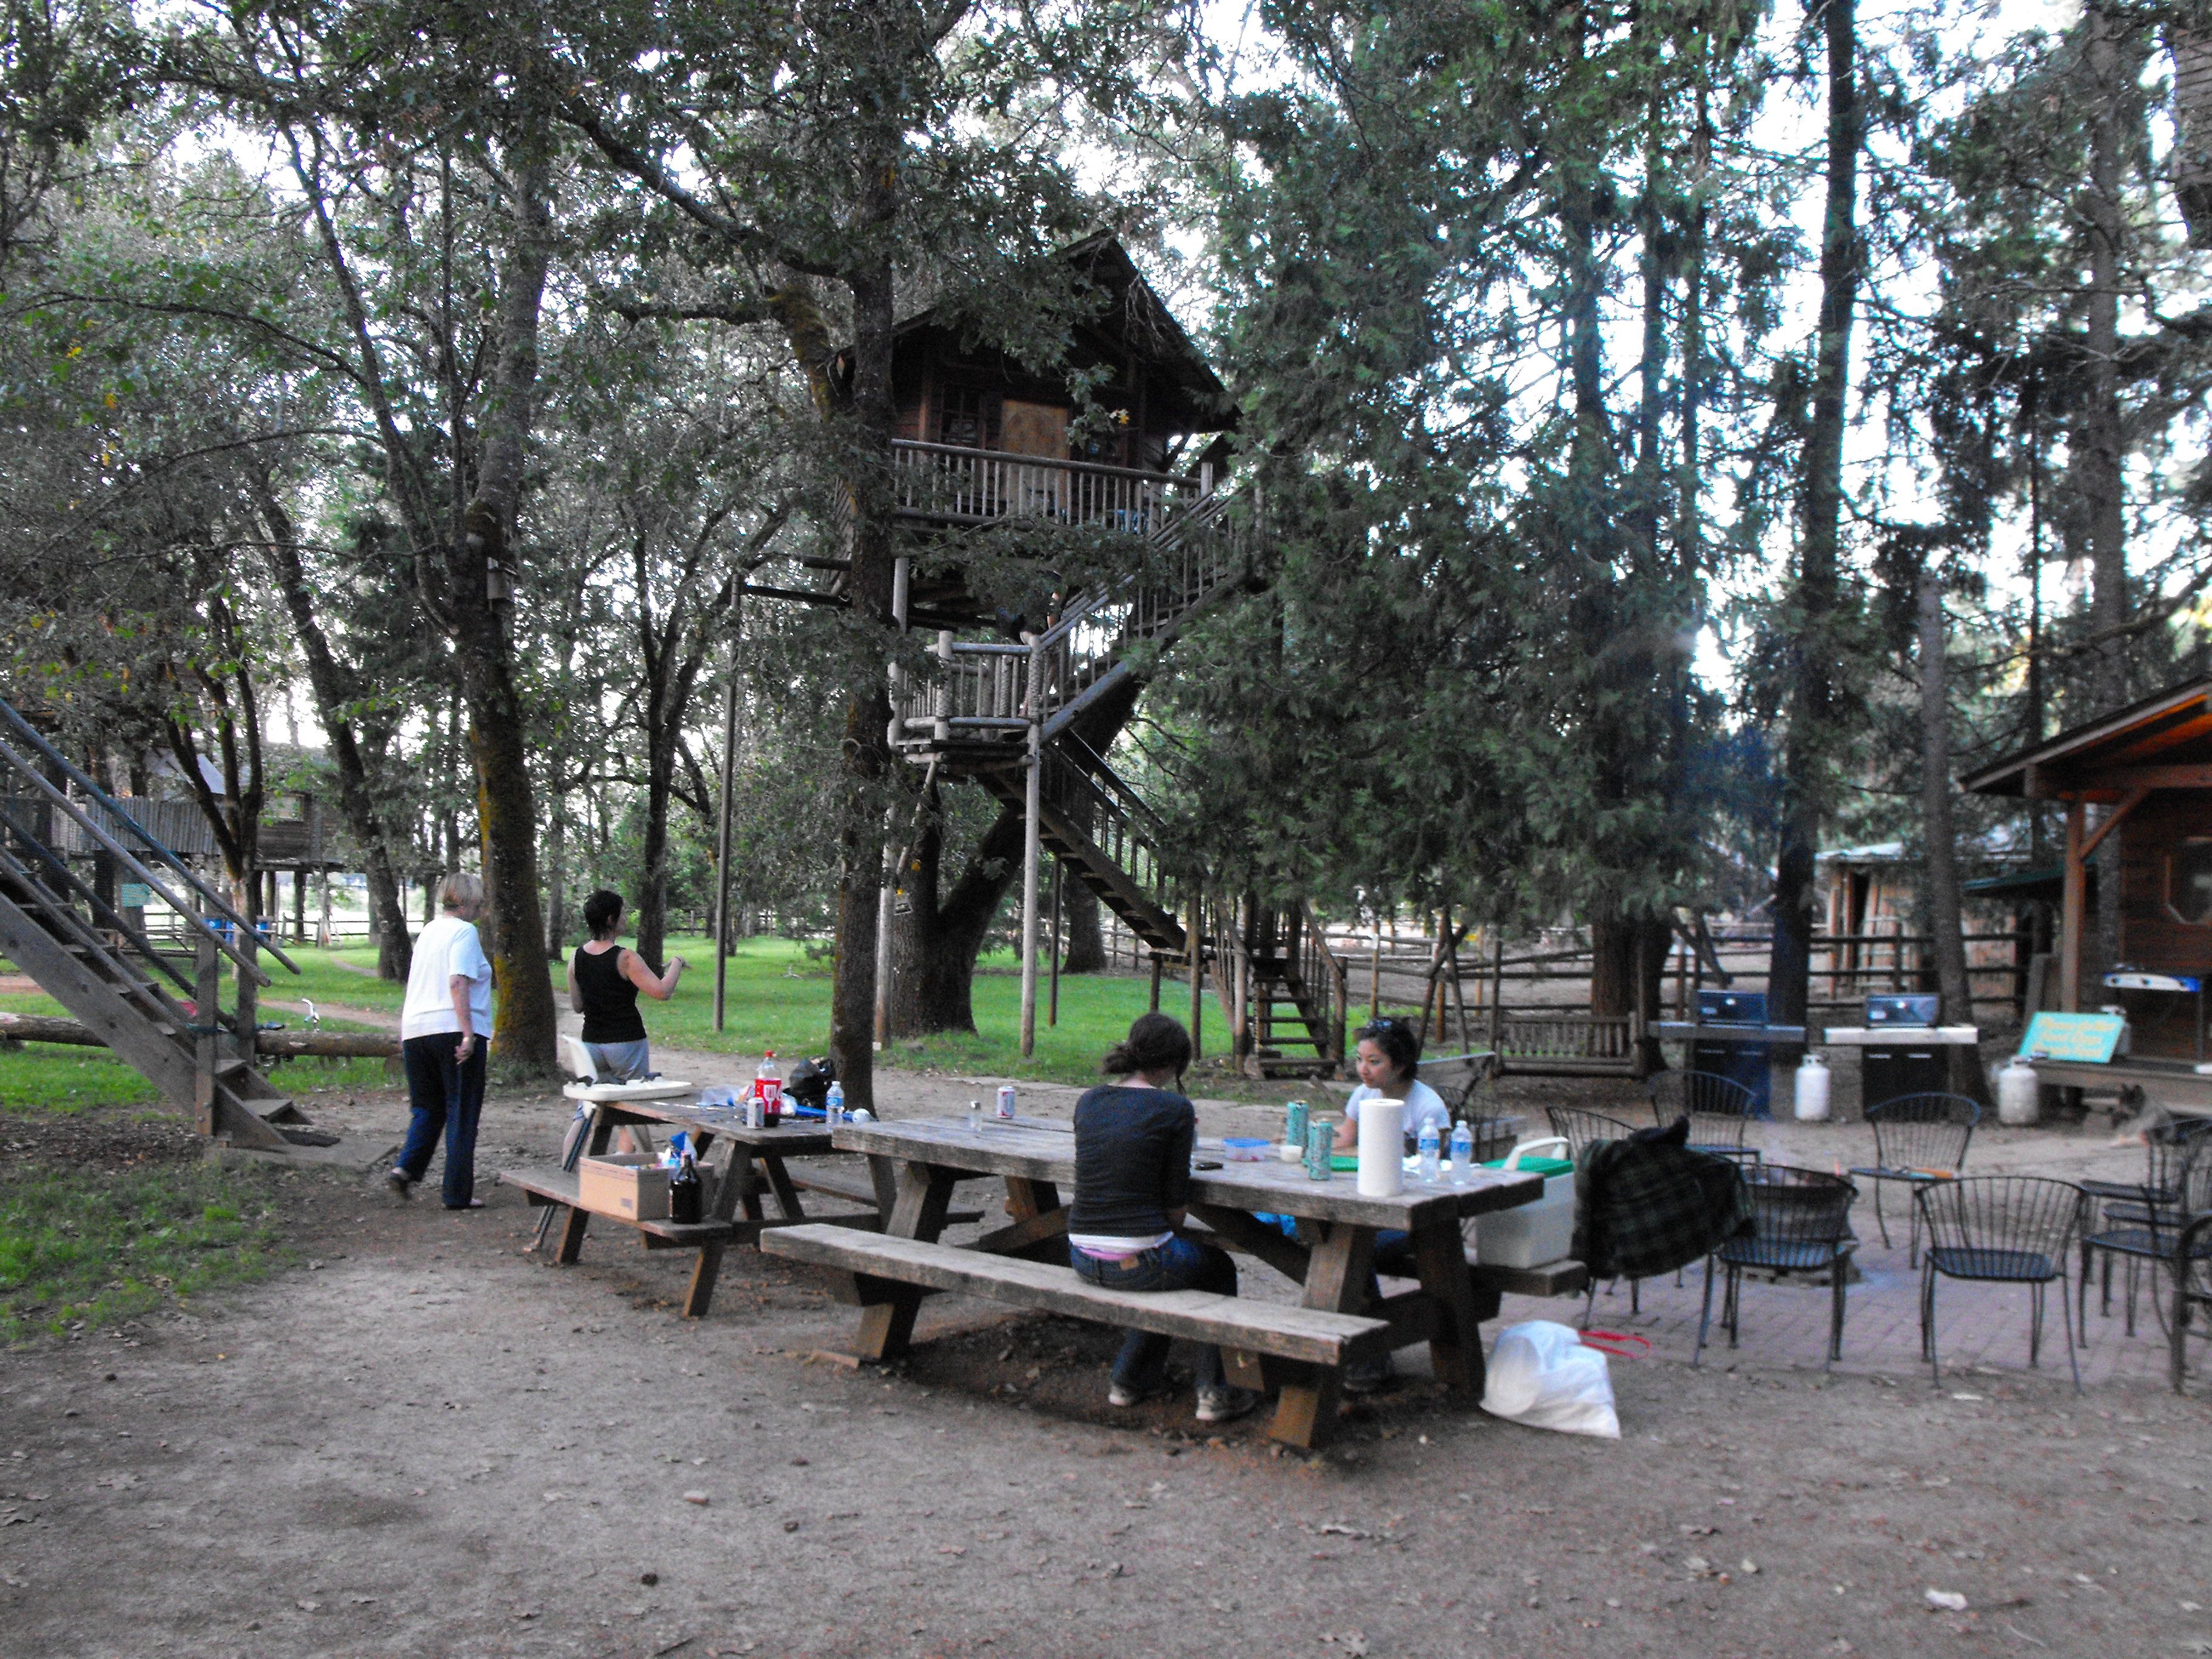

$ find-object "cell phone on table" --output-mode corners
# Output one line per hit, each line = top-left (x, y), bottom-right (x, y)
(1191, 1158), (1223, 1170)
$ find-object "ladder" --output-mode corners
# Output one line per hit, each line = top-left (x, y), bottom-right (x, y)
(894, 491), (1348, 1074)
(0, 697), (319, 1152)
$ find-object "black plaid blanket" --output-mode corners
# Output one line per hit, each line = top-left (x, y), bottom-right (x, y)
(1572, 1122), (1754, 1281)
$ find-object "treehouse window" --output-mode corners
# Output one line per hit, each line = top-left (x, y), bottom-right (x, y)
(2168, 838), (2212, 926)
(937, 384), (997, 451)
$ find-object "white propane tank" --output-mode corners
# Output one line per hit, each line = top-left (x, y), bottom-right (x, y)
(1996, 1057), (2041, 1126)
(1794, 1051), (1832, 1122)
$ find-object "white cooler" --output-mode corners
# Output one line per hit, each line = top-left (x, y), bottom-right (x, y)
(1468, 1136), (1577, 1269)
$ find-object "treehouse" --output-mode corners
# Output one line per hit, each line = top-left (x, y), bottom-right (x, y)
(791, 236), (1341, 1074)
(1965, 675), (2212, 1112)
(874, 231), (1238, 631)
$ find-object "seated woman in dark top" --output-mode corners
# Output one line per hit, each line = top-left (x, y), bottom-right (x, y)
(1067, 1013), (1258, 1426)
(566, 890), (686, 1082)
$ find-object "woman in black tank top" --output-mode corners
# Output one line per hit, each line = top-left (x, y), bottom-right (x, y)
(565, 890), (688, 1081)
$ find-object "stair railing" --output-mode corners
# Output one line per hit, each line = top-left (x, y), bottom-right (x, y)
(0, 698), (293, 984)
(891, 486), (1253, 751)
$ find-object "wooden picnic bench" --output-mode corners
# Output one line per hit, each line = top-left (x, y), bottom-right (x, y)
(501, 1096), (971, 1318)
(760, 1114), (1547, 1449)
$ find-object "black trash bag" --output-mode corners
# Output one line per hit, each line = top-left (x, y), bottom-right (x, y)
(784, 1056), (836, 1112)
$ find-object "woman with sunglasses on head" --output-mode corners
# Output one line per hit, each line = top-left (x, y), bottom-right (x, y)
(1066, 1012), (1259, 1426)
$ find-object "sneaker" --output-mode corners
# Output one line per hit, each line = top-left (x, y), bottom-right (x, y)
(1107, 1378), (1168, 1408)
(1341, 1353), (1394, 1395)
(444, 1198), (485, 1210)
(384, 1169), (415, 1201)
(1195, 1384), (1259, 1426)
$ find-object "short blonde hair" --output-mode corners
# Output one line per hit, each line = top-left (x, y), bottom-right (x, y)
(438, 872), (484, 911)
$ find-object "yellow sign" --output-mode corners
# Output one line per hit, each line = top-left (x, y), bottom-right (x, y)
(2019, 1012), (2126, 1064)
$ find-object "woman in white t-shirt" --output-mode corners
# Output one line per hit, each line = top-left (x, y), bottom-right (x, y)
(1333, 1018), (1452, 1152)
(388, 873), (496, 1210)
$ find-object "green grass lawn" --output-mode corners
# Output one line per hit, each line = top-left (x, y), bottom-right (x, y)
(270, 935), (1305, 1092)
(0, 1162), (287, 1344)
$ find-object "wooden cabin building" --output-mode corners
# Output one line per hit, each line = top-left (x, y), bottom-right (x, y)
(870, 233), (1238, 631)
(1964, 676), (2212, 1110)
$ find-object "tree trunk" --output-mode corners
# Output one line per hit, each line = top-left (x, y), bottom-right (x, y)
(255, 502), (414, 980)
(886, 799), (1027, 1035)
(1916, 570), (1980, 1096)
(1060, 873), (1106, 974)
(543, 810), (568, 960)
(2083, 7), (2133, 977)
(635, 714), (675, 970)
(447, 142), (558, 1079)
(825, 258), (900, 1112)
(1772, 0), (1863, 1047)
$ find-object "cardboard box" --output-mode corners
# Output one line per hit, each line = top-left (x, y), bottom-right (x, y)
(578, 1153), (672, 1222)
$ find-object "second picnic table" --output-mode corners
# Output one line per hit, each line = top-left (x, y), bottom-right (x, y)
(766, 1113), (1551, 1449)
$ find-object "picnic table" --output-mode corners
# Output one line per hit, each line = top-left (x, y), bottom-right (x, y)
(760, 1114), (1554, 1449)
(500, 1098), (900, 1318)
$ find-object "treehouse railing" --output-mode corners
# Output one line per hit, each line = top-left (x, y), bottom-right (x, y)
(891, 440), (1212, 534)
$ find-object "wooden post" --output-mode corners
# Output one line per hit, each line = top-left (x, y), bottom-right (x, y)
(193, 928), (220, 1138)
(1447, 919), (1470, 1049)
(318, 865), (332, 949)
(1187, 890), (1204, 1060)
(2060, 797), (2085, 1013)
(713, 643), (740, 1034)
(1047, 858), (1063, 1028)
(1489, 928), (1505, 1050)
(1368, 919), (1382, 1025)
(1149, 953), (1162, 1012)
(1018, 635), (1042, 1057)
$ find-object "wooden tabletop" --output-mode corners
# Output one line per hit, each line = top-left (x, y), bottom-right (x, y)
(587, 1096), (839, 1155)
(833, 1115), (1541, 1228)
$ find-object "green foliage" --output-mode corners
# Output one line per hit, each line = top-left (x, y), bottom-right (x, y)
(0, 1162), (286, 1344)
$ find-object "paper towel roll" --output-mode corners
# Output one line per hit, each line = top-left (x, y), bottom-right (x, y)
(1356, 1097), (1405, 1197)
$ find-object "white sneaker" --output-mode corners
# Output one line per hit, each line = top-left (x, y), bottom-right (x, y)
(384, 1169), (414, 1201)
(1195, 1385), (1259, 1425)
(1108, 1379), (1167, 1408)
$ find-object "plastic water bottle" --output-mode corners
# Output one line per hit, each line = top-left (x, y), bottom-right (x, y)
(824, 1081), (845, 1127)
(1449, 1121), (1474, 1183)
(1416, 1119), (1441, 1185)
(968, 1098), (983, 1134)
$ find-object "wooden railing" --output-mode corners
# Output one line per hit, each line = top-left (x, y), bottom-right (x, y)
(891, 440), (1209, 534)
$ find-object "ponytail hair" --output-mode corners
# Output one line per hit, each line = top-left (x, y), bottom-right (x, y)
(1102, 1011), (1193, 1080)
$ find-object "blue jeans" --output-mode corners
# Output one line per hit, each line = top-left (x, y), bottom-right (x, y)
(398, 1033), (488, 1207)
(1070, 1235), (1237, 1392)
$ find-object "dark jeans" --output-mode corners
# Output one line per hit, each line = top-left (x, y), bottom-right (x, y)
(398, 1033), (488, 1207)
(1070, 1235), (1238, 1392)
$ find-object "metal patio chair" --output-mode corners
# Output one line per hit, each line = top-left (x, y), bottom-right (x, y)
(2080, 1122), (2212, 1336)
(1851, 1092), (1980, 1263)
(2174, 1212), (2212, 1395)
(1649, 1070), (1761, 1167)
(1915, 1176), (2087, 1392)
(1696, 1166), (1859, 1368)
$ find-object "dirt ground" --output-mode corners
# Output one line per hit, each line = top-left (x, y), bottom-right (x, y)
(3, 1060), (2210, 1659)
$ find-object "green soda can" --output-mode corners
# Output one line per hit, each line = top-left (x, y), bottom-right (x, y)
(1304, 1118), (1333, 1180)
(1285, 1099), (1310, 1151)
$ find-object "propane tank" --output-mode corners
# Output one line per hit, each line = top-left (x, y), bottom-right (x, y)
(1794, 1051), (1832, 1122)
(1996, 1056), (2041, 1126)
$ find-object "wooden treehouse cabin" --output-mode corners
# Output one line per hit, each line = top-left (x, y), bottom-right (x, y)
(800, 234), (1346, 1073)
(1963, 675), (2212, 1114)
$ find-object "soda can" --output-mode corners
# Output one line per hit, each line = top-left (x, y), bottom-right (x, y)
(741, 1096), (763, 1130)
(1284, 1099), (1310, 1150)
(1304, 1118), (1333, 1181)
(994, 1085), (1016, 1120)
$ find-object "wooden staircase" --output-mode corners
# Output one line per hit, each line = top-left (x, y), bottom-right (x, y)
(0, 699), (318, 1153)
(894, 491), (1348, 1075)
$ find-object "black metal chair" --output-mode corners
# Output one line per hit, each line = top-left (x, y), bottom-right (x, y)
(2174, 1212), (2212, 1395)
(1545, 1105), (1637, 1161)
(1544, 1105), (1643, 1316)
(1850, 1093), (1980, 1262)
(1649, 1070), (1761, 1166)
(1696, 1165), (1858, 1368)
(1915, 1176), (2087, 1391)
(2080, 1124), (2212, 1336)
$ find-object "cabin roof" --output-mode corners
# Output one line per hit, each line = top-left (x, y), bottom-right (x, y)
(880, 232), (1236, 434)
(1962, 675), (2212, 797)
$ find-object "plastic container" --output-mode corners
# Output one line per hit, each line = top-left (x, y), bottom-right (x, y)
(1222, 1136), (1272, 1162)
(1996, 1056), (2041, 1126)
(1794, 1052), (1832, 1122)
(1469, 1137), (1577, 1269)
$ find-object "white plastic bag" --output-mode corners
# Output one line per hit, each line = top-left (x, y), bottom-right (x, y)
(1480, 1319), (1620, 1438)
